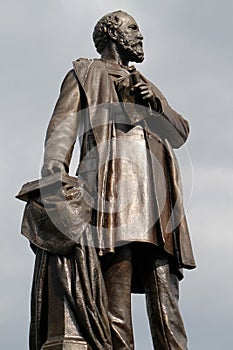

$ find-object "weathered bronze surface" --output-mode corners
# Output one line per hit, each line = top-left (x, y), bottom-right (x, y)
(17, 10), (195, 350)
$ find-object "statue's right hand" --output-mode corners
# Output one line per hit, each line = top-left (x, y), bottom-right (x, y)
(41, 160), (67, 177)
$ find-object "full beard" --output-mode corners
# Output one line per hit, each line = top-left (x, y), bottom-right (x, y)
(116, 38), (144, 63)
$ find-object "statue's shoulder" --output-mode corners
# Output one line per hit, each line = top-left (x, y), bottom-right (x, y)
(72, 58), (106, 86)
(72, 57), (104, 71)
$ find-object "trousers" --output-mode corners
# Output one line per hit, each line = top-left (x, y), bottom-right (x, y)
(101, 243), (188, 350)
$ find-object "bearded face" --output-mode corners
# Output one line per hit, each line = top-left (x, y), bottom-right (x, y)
(114, 15), (144, 63)
(116, 31), (144, 63)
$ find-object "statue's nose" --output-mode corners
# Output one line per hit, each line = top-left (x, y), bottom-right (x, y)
(137, 31), (143, 40)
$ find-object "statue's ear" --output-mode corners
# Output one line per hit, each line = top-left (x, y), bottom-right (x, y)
(107, 15), (121, 42)
(107, 27), (118, 41)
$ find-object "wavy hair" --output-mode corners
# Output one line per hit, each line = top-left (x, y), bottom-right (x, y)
(93, 10), (129, 54)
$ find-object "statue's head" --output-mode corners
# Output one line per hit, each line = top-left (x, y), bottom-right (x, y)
(93, 10), (144, 63)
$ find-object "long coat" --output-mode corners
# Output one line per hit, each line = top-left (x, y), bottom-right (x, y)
(43, 58), (196, 274)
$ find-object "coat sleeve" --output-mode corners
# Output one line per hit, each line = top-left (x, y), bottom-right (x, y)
(144, 78), (190, 149)
(43, 70), (81, 169)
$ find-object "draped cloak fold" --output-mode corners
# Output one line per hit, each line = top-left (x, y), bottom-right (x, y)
(19, 179), (112, 350)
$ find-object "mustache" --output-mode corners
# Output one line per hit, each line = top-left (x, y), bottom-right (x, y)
(132, 40), (143, 47)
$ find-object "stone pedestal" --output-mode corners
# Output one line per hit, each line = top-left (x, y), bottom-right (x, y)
(42, 336), (89, 350)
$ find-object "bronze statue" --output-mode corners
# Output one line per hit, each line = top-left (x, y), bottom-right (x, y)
(17, 10), (196, 350)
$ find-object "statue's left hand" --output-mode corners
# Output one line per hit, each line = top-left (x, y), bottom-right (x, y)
(131, 82), (154, 102)
(131, 82), (162, 112)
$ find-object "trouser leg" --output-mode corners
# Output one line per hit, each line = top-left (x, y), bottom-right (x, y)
(145, 258), (188, 350)
(101, 245), (134, 350)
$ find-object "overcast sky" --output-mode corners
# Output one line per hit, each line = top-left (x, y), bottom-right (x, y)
(1, 1), (233, 349)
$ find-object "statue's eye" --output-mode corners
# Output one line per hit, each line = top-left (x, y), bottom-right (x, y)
(128, 24), (138, 30)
